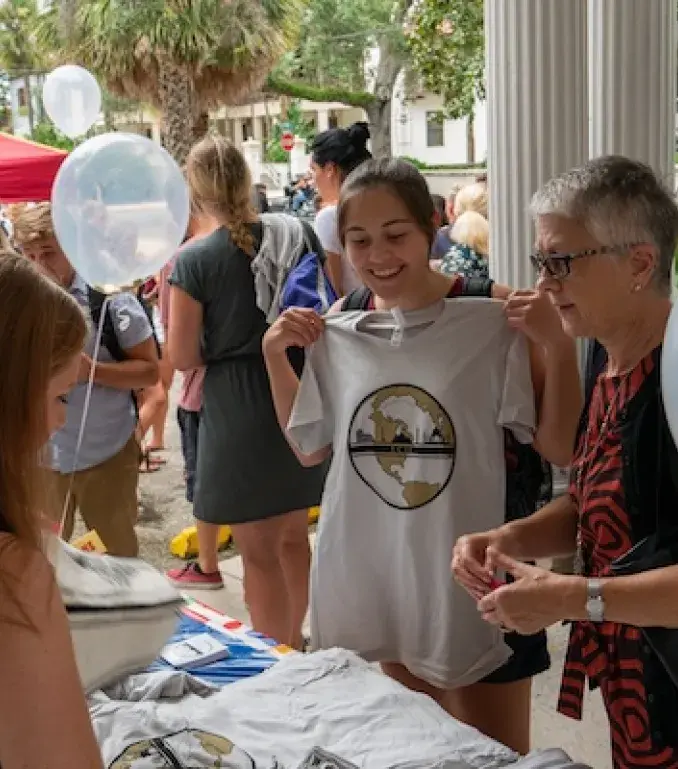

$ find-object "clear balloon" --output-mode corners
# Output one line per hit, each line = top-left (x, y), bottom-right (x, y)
(51, 133), (190, 292)
(42, 65), (102, 138)
(662, 303), (678, 447)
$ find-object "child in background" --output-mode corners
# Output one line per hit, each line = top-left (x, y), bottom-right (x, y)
(431, 186), (461, 260)
(158, 225), (207, 503)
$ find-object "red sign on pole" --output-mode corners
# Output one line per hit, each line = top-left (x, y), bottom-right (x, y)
(281, 131), (295, 152)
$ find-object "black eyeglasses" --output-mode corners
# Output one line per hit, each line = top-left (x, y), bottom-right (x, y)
(529, 244), (638, 279)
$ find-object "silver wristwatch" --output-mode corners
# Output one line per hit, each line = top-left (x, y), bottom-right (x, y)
(586, 578), (605, 623)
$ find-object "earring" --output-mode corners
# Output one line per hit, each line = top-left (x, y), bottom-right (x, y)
(632, 284), (642, 293)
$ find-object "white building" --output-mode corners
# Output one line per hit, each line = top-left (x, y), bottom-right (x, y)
(208, 89), (483, 192)
(9, 74), (46, 137)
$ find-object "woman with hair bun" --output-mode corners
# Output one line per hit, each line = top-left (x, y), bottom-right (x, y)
(311, 121), (372, 294)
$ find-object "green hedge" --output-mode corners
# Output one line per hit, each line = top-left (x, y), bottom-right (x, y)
(398, 155), (487, 171)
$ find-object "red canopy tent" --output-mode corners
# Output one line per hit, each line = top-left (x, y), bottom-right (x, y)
(0, 132), (67, 203)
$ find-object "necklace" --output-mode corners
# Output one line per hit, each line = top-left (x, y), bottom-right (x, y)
(573, 376), (626, 576)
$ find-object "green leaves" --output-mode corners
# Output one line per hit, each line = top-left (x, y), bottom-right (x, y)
(0, 0), (43, 72)
(49, 0), (304, 108)
(406, 0), (484, 120)
(271, 0), (403, 95)
(265, 98), (315, 161)
(30, 121), (76, 150)
(266, 72), (374, 109)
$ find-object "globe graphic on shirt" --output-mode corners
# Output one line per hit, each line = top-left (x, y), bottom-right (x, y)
(348, 385), (456, 509)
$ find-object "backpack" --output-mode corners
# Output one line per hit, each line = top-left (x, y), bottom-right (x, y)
(87, 287), (162, 419)
(280, 222), (337, 314)
(341, 279), (553, 521)
(88, 287), (161, 364)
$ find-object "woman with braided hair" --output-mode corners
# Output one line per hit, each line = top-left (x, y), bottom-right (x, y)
(166, 135), (325, 651)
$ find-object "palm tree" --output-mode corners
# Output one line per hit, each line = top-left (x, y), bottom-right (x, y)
(0, 0), (45, 133)
(41, 0), (304, 165)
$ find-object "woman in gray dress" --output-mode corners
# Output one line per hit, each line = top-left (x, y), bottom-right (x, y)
(166, 136), (325, 650)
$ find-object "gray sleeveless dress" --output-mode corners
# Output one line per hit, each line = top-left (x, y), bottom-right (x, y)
(169, 224), (326, 525)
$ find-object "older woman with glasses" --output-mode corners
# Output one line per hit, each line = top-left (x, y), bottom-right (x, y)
(452, 155), (678, 768)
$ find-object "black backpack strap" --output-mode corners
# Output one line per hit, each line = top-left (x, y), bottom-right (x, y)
(300, 221), (326, 264)
(341, 274), (492, 310)
(135, 286), (162, 358)
(459, 276), (494, 298)
(87, 287), (126, 362)
(341, 286), (372, 311)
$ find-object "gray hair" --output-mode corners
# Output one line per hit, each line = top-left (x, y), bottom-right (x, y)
(530, 156), (678, 294)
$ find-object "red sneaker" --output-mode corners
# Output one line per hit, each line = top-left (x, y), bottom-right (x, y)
(166, 562), (224, 590)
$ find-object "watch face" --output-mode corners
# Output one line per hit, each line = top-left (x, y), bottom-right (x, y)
(586, 597), (604, 622)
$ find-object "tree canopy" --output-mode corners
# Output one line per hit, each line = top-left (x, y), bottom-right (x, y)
(406, 0), (484, 121)
(268, 0), (414, 157)
(38, 0), (305, 163)
(0, 0), (45, 131)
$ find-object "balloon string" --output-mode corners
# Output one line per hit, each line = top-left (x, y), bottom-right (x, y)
(59, 296), (110, 538)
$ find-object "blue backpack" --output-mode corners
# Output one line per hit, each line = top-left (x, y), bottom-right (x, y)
(280, 223), (337, 314)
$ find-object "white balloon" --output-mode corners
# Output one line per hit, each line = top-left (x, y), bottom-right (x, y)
(42, 65), (102, 138)
(662, 303), (678, 446)
(51, 132), (190, 291)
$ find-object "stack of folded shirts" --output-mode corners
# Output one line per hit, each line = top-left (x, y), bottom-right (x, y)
(48, 535), (183, 692)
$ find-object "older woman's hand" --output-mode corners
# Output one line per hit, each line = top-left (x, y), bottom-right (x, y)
(504, 289), (566, 350)
(478, 549), (584, 635)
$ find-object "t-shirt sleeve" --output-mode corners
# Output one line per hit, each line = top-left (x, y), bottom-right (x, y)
(169, 245), (206, 304)
(287, 347), (333, 455)
(314, 206), (342, 255)
(498, 332), (536, 443)
(109, 292), (153, 350)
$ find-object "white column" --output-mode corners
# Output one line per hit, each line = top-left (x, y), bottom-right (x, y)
(485, 0), (588, 288)
(150, 120), (162, 145)
(253, 115), (264, 141)
(316, 109), (330, 132)
(234, 119), (244, 147)
(290, 137), (308, 178)
(241, 138), (262, 183)
(589, 0), (676, 185)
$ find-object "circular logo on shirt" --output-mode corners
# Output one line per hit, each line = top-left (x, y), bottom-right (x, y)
(109, 730), (255, 768)
(347, 385), (456, 510)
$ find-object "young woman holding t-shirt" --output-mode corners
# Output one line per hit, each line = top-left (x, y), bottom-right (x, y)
(263, 158), (581, 754)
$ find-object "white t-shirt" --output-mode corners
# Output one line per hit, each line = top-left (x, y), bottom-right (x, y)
(288, 299), (535, 689)
(314, 205), (362, 294)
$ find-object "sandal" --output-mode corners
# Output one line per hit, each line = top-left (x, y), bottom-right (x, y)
(146, 447), (167, 465)
(139, 449), (164, 473)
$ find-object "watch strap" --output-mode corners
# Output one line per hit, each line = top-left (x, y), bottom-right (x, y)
(586, 578), (605, 623)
